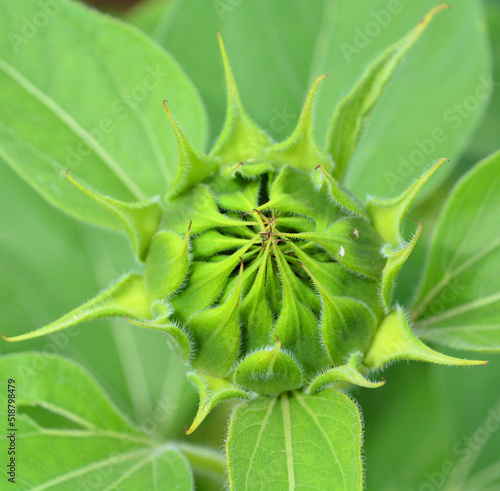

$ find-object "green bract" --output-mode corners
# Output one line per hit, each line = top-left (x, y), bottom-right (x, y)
(3, 5), (487, 438)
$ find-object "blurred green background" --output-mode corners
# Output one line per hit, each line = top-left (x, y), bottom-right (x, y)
(1, 0), (499, 489)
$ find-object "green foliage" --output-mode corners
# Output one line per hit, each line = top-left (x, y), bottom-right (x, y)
(0, 353), (196, 489)
(413, 151), (500, 352)
(1, 0), (499, 489)
(226, 390), (363, 490)
(0, 0), (207, 229)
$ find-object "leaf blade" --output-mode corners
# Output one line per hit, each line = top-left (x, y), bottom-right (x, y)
(226, 390), (363, 490)
(412, 150), (500, 352)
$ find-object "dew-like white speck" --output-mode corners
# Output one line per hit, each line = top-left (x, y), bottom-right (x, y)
(339, 246), (345, 257)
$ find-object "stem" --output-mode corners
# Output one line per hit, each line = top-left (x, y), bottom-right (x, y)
(176, 442), (226, 483)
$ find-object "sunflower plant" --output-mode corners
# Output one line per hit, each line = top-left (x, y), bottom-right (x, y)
(1, 0), (499, 489)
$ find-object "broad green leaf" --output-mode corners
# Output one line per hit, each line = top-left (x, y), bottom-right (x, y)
(2, 273), (151, 342)
(363, 308), (486, 370)
(327, 5), (450, 182)
(0, 0), (207, 229)
(461, 0), (500, 164)
(412, 151), (500, 352)
(127, 0), (490, 199)
(0, 353), (193, 490)
(226, 390), (363, 490)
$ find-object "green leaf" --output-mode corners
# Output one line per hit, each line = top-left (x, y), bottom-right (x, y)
(0, 353), (193, 489)
(127, 0), (490, 199)
(2, 273), (151, 342)
(412, 151), (500, 352)
(209, 32), (272, 162)
(363, 307), (487, 370)
(308, 352), (385, 393)
(0, 0), (207, 229)
(266, 75), (333, 172)
(366, 157), (448, 247)
(66, 170), (162, 261)
(186, 372), (249, 434)
(226, 390), (363, 490)
(380, 219), (421, 312)
(327, 5), (450, 182)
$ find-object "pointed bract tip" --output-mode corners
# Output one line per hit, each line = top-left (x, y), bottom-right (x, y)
(485, 361), (489, 366)
(312, 74), (328, 88)
(184, 425), (190, 435)
(314, 165), (322, 171)
(66, 168), (71, 176)
(411, 218), (422, 231)
(1, 334), (10, 342)
(187, 220), (192, 233)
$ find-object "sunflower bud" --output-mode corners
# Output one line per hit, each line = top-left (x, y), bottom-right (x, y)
(4, 7), (486, 435)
